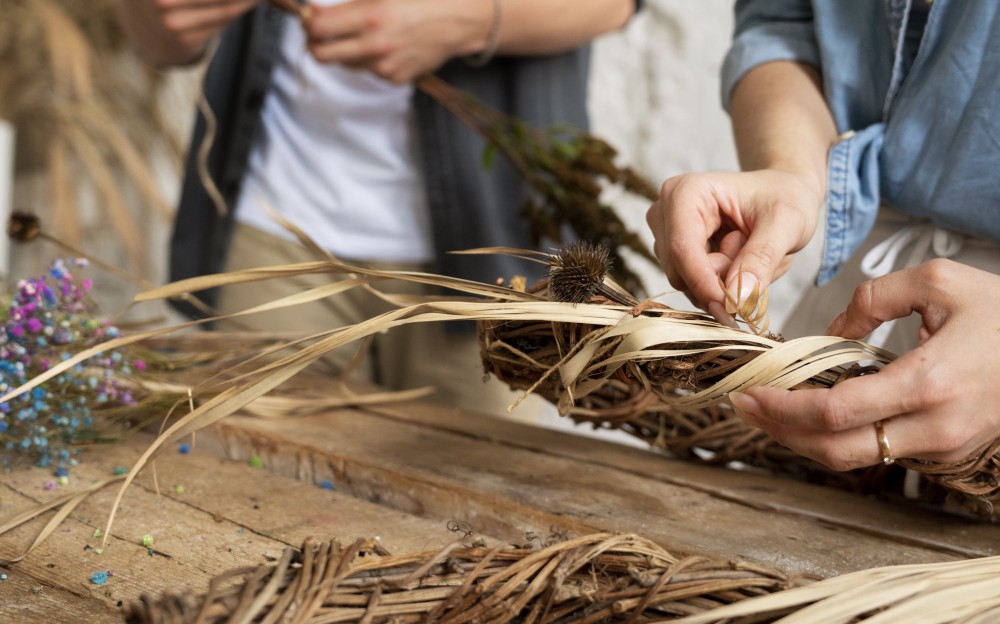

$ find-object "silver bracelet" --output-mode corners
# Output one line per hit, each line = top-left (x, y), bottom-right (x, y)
(465, 0), (504, 67)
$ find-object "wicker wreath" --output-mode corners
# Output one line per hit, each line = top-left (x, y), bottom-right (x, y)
(123, 532), (796, 623)
(477, 244), (1000, 520)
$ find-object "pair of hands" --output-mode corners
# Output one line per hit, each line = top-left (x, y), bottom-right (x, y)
(647, 170), (1000, 470)
(143, 0), (492, 81)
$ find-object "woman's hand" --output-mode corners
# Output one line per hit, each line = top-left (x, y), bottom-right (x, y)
(645, 168), (823, 316)
(728, 259), (1000, 470)
(302, 0), (494, 83)
(645, 61), (836, 320)
(301, 0), (634, 83)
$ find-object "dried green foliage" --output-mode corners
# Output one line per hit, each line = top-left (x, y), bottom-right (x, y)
(416, 75), (659, 296)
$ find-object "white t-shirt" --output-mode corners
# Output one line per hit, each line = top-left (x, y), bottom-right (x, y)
(234, 2), (433, 263)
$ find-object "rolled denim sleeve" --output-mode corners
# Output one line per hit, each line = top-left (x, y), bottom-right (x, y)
(721, 0), (820, 111)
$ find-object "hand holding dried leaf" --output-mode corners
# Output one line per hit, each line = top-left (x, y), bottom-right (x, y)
(646, 169), (824, 311)
(729, 259), (1000, 474)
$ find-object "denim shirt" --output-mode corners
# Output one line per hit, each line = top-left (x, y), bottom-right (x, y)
(722, 0), (1000, 284)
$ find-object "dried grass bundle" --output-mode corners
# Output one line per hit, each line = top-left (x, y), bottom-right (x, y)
(1, 247), (997, 564)
(0, 0), (177, 273)
(122, 532), (797, 623)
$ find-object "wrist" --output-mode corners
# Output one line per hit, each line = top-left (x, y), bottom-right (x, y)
(769, 162), (828, 203)
(464, 0), (503, 66)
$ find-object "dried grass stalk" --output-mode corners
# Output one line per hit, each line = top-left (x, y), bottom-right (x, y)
(0, 249), (996, 561)
(122, 532), (797, 623)
(0, 0), (177, 273)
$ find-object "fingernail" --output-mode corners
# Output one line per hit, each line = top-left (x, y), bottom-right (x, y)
(727, 272), (759, 306)
(728, 391), (760, 415)
(708, 301), (739, 329)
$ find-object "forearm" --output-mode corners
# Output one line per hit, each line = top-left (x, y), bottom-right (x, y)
(490, 0), (636, 56)
(730, 61), (837, 197)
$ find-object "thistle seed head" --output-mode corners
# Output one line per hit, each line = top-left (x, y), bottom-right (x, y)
(548, 241), (613, 303)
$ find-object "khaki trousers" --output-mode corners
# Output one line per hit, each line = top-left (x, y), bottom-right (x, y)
(216, 223), (553, 421)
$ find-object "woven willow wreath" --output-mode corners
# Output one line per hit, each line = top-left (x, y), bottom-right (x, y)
(477, 244), (1000, 520)
(122, 532), (796, 623)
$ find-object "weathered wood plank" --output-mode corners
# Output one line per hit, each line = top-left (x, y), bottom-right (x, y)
(0, 431), (481, 616)
(364, 398), (1000, 558)
(83, 434), (485, 553)
(197, 407), (980, 578)
(0, 563), (120, 624)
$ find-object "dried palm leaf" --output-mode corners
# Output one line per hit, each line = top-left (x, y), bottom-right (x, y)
(0, 245), (993, 563)
(0, 254), (894, 544)
(671, 554), (1000, 624)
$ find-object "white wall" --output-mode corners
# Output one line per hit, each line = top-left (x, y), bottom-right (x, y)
(0, 121), (12, 277)
(589, 0), (739, 312)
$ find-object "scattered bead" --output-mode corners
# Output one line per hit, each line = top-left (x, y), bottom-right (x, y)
(90, 571), (109, 585)
(248, 455), (263, 469)
(141, 534), (154, 548)
(321, 480), (335, 491)
(178, 443), (191, 454)
(112, 465), (128, 476)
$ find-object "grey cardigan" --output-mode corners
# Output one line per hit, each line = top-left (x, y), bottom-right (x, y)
(170, 5), (626, 317)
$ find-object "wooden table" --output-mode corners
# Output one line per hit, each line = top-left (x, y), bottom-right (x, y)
(2, 376), (998, 622)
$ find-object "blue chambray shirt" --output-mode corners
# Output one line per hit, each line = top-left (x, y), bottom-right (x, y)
(721, 0), (1000, 284)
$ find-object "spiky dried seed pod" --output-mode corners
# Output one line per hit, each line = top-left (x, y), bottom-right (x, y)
(548, 242), (613, 304)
